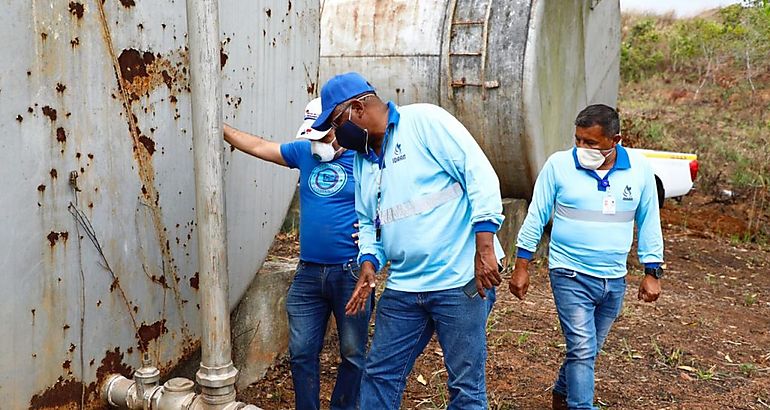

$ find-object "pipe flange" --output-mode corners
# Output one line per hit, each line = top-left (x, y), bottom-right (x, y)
(195, 365), (239, 388)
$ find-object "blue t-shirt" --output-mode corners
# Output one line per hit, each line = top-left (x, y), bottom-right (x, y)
(280, 141), (358, 264)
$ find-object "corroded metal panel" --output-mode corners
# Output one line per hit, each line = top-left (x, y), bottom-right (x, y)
(521, 0), (622, 195)
(320, 0), (621, 199)
(320, 0), (447, 104)
(0, 0), (318, 408)
(442, 0), (533, 197)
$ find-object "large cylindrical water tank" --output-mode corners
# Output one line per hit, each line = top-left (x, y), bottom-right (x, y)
(0, 1), (318, 408)
(320, 0), (620, 198)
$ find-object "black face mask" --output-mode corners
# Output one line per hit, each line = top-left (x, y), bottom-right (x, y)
(335, 109), (369, 154)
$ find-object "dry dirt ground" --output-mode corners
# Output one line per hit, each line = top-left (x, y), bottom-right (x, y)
(239, 193), (770, 409)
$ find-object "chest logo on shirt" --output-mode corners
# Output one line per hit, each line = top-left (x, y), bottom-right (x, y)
(392, 143), (406, 164)
(622, 185), (634, 201)
(308, 163), (347, 197)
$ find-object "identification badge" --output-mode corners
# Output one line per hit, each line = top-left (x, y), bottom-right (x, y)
(602, 194), (616, 215)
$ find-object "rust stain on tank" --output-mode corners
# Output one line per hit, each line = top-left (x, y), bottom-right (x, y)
(151, 274), (168, 287)
(68, 2), (84, 19)
(42, 106), (57, 121)
(220, 47), (228, 69)
(189, 271), (199, 290)
(117, 48), (187, 102)
(56, 83), (67, 93)
(46, 232), (59, 246)
(77, 347), (135, 404)
(138, 135), (156, 155)
(50, 168), (58, 179)
(109, 277), (120, 292)
(95, 348), (132, 381)
(137, 320), (168, 351)
(47, 231), (69, 247)
(118, 49), (154, 84)
(38, 184), (46, 192)
(56, 127), (67, 143)
(306, 81), (316, 95)
(28, 377), (84, 409)
(16, 114), (23, 122)
(119, 0), (135, 8)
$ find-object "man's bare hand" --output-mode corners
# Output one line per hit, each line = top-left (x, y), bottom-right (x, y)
(638, 275), (661, 302)
(475, 232), (501, 299)
(345, 261), (376, 315)
(509, 258), (530, 300)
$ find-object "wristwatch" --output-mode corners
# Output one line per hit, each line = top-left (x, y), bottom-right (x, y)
(644, 266), (664, 279)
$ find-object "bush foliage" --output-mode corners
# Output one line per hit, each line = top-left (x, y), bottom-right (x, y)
(619, 1), (769, 221)
(621, 1), (770, 83)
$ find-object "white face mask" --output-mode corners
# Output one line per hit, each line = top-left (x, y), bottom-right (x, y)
(576, 146), (614, 170)
(311, 138), (342, 162)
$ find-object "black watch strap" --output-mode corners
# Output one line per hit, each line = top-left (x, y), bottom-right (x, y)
(644, 266), (664, 279)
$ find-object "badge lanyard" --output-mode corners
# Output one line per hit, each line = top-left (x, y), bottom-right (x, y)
(374, 131), (391, 242)
(375, 170), (383, 241)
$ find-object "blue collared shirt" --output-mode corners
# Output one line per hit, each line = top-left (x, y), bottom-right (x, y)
(516, 146), (664, 278)
(357, 102), (505, 291)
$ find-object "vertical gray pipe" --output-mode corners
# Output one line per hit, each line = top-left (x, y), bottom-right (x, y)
(185, 0), (239, 405)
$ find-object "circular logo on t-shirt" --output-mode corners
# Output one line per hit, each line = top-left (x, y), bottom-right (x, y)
(308, 162), (347, 197)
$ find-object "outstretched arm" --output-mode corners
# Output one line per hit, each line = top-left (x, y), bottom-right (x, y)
(223, 123), (287, 167)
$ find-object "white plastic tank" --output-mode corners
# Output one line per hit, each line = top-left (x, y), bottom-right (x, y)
(320, 0), (621, 198)
(0, 0), (318, 408)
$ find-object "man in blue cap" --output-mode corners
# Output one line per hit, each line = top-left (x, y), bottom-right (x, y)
(312, 72), (505, 409)
(223, 98), (372, 410)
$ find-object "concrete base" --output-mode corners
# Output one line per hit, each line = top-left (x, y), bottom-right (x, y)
(231, 259), (297, 389)
(498, 198), (550, 267)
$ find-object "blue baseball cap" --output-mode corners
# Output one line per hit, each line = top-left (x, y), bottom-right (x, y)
(311, 72), (376, 131)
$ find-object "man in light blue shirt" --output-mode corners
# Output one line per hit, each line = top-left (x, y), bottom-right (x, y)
(311, 72), (505, 409)
(510, 104), (664, 410)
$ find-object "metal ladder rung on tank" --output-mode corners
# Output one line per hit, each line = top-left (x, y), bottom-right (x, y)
(445, 0), (499, 100)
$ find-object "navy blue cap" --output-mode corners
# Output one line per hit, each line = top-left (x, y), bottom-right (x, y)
(312, 72), (375, 131)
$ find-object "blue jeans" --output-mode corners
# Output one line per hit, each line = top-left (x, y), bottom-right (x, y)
(360, 284), (495, 410)
(549, 268), (626, 410)
(286, 260), (373, 410)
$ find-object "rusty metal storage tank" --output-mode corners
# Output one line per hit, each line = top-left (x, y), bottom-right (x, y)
(0, 1), (318, 408)
(320, 0), (620, 199)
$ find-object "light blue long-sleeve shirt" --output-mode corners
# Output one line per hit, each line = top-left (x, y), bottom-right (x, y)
(356, 102), (505, 292)
(516, 146), (664, 278)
